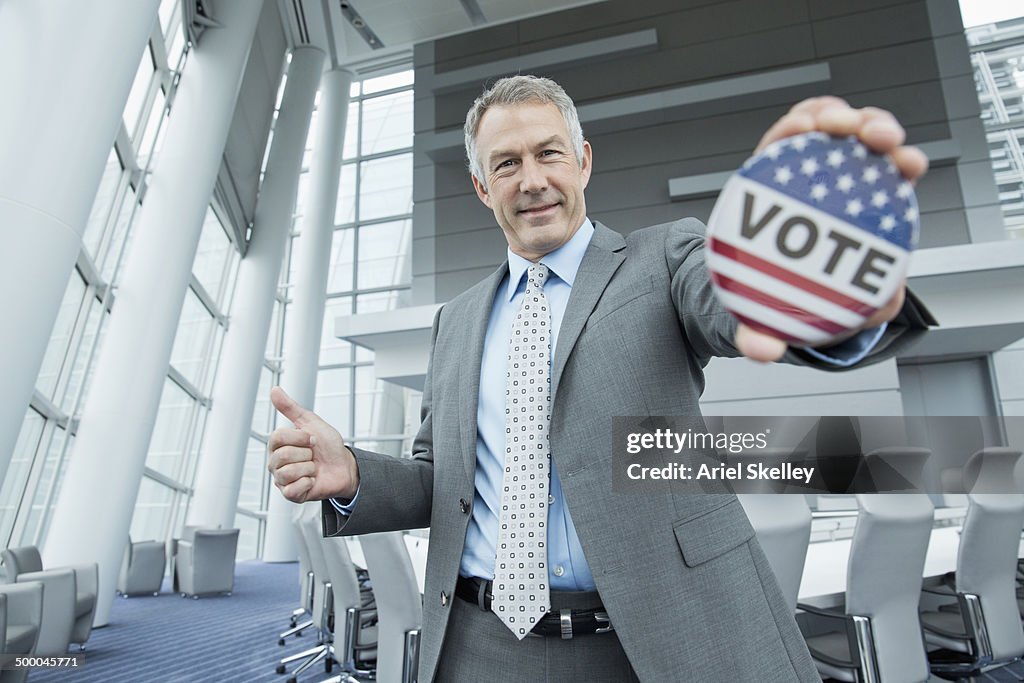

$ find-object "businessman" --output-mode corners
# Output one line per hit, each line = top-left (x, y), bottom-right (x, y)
(268, 75), (931, 681)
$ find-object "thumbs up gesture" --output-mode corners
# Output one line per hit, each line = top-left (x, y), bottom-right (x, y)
(267, 386), (359, 503)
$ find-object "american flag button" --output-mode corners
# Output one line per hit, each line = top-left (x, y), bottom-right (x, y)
(705, 132), (919, 346)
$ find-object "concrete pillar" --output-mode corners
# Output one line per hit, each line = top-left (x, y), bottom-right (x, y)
(0, 0), (159, 484)
(43, 0), (265, 626)
(263, 68), (354, 561)
(188, 46), (325, 530)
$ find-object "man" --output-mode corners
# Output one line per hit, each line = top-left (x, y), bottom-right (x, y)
(268, 76), (931, 681)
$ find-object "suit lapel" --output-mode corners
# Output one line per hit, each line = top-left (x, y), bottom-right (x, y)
(458, 262), (509, 483)
(550, 222), (626, 402)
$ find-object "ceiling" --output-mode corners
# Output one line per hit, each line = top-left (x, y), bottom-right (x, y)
(278, 0), (609, 69)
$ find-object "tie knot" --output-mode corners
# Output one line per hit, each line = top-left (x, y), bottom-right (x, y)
(527, 263), (550, 291)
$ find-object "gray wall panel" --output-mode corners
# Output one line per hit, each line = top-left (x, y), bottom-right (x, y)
(925, 0), (967, 37)
(429, 194), (496, 236)
(806, 0), (919, 21)
(812, 3), (933, 57)
(828, 42), (942, 94)
(411, 235), (435, 276)
(931, 33), (975, 78)
(433, 227), (508, 273)
(433, 23), (521, 69)
(415, 161), (473, 203)
(520, 0), (809, 54)
(414, 0), (995, 303)
(436, 266), (506, 302)
(597, 201), (718, 234)
(917, 209), (970, 245)
(701, 390), (905, 416)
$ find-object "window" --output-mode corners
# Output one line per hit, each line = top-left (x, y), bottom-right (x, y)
(0, 3), (197, 551)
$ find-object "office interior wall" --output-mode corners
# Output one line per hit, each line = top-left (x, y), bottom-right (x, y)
(409, 0), (1004, 414)
(412, 0), (1000, 305)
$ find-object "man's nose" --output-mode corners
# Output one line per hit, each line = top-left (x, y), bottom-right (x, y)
(519, 159), (548, 194)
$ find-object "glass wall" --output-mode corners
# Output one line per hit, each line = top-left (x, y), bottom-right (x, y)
(238, 67), (416, 557)
(0, 0), (193, 550)
(0, 10), (415, 562)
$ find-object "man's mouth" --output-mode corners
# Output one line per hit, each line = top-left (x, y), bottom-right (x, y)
(518, 203), (559, 215)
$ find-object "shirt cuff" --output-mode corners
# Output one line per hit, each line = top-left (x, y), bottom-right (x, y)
(328, 485), (360, 516)
(801, 322), (887, 367)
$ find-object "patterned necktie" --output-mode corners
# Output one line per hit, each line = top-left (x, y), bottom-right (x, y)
(492, 262), (552, 639)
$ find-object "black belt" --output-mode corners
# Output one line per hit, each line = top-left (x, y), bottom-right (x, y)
(455, 576), (613, 639)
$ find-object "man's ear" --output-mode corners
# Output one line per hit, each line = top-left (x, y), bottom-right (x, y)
(472, 174), (492, 209)
(579, 140), (593, 190)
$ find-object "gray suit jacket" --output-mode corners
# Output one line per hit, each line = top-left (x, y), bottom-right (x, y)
(323, 219), (930, 681)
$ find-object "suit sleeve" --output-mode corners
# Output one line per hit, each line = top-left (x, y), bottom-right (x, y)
(321, 306), (443, 537)
(663, 217), (936, 370)
(665, 217), (742, 364)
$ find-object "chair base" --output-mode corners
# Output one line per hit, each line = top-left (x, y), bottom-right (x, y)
(279, 619), (313, 645)
(927, 647), (993, 676)
(928, 653), (1024, 681)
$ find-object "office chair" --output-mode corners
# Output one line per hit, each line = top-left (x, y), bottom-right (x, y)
(117, 536), (166, 597)
(279, 510), (315, 645)
(357, 532), (422, 683)
(737, 493), (811, 613)
(174, 528), (239, 598)
(920, 489), (1024, 675)
(319, 534), (378, 683)
(277, 508), (335, 683)
(1, 545), (97, 651)
(799, 488), (935, 683)
(0, 582), (43, 683)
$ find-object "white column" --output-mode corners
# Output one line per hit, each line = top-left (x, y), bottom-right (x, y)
(263, 68), (354, 561)
(43, 0), (265, 626)
(0, 0), (159, 483)
(188, 46), (325, 530)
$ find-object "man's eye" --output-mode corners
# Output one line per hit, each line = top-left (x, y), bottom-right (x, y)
(541, 149), (559, 157)
(496, 159), (516, 170)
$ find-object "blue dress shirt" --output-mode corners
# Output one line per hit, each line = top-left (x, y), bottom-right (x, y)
(331, 217), (884, 591)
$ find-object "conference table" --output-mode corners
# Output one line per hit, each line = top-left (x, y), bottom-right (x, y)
(340, 505), (1024, 606)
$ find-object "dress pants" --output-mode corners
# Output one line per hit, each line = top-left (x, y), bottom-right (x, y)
(434, 588), (640, 682)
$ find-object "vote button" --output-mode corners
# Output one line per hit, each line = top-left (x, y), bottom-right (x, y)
(705, 132), (919, 346)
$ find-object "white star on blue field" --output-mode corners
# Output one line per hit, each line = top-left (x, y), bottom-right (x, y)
(740, 132), (919, 251)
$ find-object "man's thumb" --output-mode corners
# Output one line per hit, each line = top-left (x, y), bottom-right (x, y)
(271, 386), (309, 426)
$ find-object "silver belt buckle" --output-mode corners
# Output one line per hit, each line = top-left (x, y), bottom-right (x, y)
(560, 609), (573, 639)
(594, 610), (613, 634)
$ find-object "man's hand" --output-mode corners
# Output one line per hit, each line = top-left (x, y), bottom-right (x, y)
(267, 386), (359, 503)
(735, 97), (929, 362)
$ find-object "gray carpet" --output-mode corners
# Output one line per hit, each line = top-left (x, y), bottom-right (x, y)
(30, 561), (322, 683)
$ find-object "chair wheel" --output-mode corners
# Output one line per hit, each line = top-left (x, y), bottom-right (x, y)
(325, 659), (333, 672)
(287, 677), (297, 683)
(276, 664), (286, 674)
(278, 638), (285, 646)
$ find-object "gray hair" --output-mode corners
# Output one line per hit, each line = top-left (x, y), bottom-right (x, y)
(464, 75), (585, 189)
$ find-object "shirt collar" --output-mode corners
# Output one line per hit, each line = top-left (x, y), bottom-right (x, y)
(505, 218), (594, 301)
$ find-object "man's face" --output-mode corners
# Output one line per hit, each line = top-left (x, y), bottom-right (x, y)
(471, 102), (593, 262)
